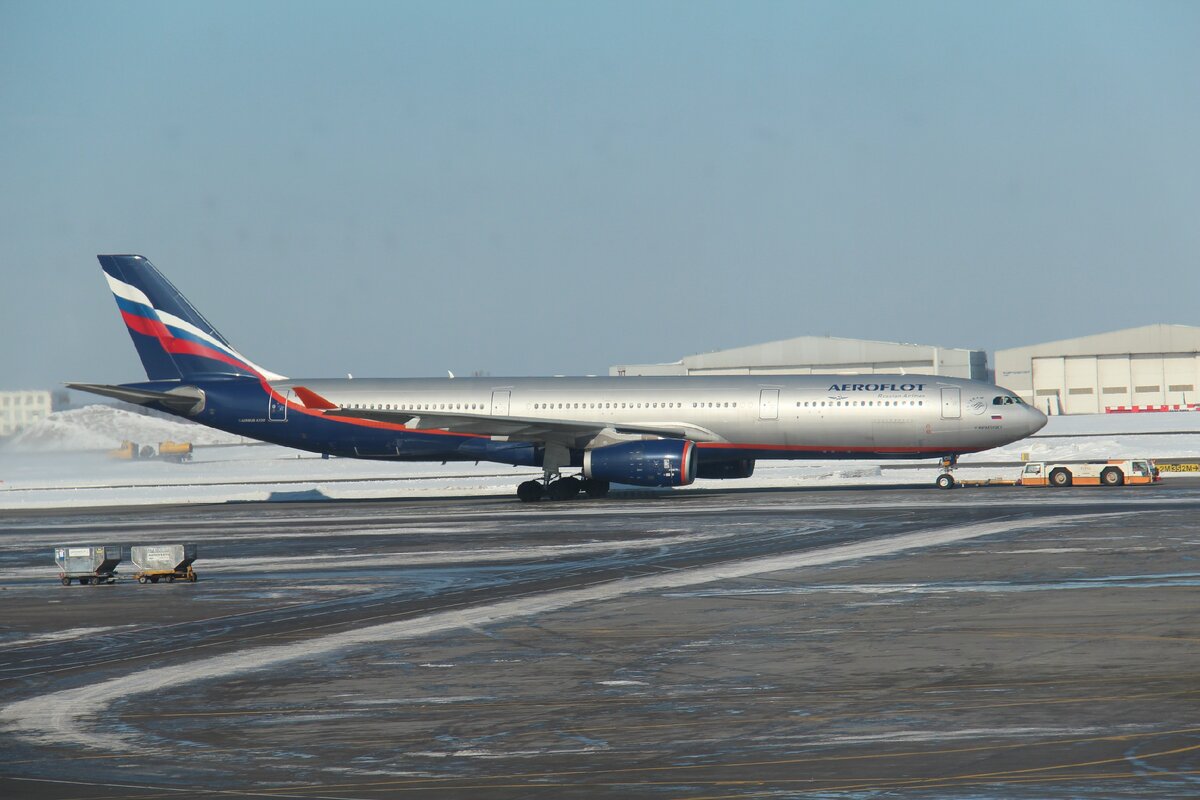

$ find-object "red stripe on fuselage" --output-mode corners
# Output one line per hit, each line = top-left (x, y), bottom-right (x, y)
(264, 384), (485, 439)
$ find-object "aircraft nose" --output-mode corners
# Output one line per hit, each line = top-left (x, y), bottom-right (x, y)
(1026, 406), (1048, 435)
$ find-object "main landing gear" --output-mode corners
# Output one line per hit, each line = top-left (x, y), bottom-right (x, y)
(516, 475), (610, 502)
(935, 455), (958, 490)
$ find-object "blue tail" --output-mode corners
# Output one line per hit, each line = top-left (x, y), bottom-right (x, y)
(98, 255), (284, 382)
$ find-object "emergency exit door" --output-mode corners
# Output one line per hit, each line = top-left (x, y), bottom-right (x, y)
(940, 387), (961, 419)
(758, 388), (779, 420)
(491, 390), (511, 416)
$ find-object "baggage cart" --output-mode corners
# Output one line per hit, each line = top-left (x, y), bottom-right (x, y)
(54, 545), (122, 585)
(129, 543), (198, 583)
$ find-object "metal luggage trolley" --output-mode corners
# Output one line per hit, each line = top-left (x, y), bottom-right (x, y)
(129, 544), (198, 584)
(55, 546), (122, 586)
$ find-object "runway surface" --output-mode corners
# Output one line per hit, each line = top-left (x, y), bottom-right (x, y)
(2, 482), (1199, 798)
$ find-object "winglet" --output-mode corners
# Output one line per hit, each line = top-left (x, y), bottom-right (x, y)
(292, 386), (338, 410)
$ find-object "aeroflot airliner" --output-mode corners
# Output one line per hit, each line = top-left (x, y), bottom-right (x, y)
(71, 255), (1047, 501)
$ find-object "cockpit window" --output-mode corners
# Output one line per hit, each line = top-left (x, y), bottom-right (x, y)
(993, 396), (1018, 405)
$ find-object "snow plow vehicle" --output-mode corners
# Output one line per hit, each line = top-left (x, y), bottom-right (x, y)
(1018, 459), (1159, 488)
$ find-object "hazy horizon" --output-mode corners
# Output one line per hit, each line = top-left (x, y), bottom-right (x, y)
(3, 1), (1198, 390)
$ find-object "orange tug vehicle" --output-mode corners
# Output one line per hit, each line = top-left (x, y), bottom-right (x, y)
(1019, 459), (1160, 488)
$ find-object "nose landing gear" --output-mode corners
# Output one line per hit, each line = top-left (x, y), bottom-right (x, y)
(935, 455), (958, 490)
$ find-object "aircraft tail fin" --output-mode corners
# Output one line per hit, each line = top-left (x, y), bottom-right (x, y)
(97, 255), (285, 382)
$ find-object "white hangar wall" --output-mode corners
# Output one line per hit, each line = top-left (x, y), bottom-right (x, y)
(611, 336), (988, 381)
(995, 324), (1200, 415)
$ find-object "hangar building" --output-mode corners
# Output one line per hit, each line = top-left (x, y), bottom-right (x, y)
(0, 390), (52, 437)
(995, 324), (1200, 415)
(611, 336), (988, 381)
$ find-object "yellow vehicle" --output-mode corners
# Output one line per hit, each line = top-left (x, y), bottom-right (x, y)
(1019, 459), (1159, 487)
(157, 440), (193, 462)
(107, 440), (192, 462)
(107, 441), (157, 460)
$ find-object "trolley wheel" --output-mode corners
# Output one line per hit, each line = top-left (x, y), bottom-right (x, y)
(168, 575), (175, 583)
(138, 575), (148, 584)
(189, 572), (198, 583)
(61, 576), (71, 586)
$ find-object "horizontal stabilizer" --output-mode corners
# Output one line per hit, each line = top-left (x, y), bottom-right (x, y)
(67, 383), (206, 415)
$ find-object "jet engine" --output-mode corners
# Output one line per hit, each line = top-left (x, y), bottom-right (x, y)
(583, 440), (696, 487)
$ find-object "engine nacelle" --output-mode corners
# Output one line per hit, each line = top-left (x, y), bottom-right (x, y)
(583, 439), (696, 487)
(695, 458), (755, 480)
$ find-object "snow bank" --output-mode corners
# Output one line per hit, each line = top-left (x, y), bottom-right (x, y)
(3, 405), (244, 452)
(0, 406), (1197, 510)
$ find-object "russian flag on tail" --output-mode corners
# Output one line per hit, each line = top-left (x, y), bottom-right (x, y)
(98, 255), (285, 383)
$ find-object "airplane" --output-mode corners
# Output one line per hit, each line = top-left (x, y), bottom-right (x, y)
(70, 255), (1047, 501)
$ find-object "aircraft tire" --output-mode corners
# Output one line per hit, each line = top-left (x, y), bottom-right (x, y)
(583, 479), (610, 499)
(517, 480), (544, 503)
(547, 478), (580, 501)
(935, 474), (956, 490)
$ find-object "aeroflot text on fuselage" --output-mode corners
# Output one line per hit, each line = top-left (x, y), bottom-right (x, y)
(828, 383), (927, 392)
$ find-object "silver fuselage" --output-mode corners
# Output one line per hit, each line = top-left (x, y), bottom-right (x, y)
(274, 374), (1046, 458)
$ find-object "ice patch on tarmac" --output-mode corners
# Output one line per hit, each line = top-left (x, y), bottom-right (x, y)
(785, 724), (1144, 746)
(0, 514), (1093, 752)
(0, 625), (135, 649)
(668, 572), (1200, 597)
(0, 528), (781, 581)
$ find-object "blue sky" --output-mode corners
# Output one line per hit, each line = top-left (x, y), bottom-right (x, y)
(2, 1), (1198, 388)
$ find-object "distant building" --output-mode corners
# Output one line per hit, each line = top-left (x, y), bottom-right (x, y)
(611, 336), (988, 381)
(995, 324), (1200, 414)
(0, 390), (53, 436)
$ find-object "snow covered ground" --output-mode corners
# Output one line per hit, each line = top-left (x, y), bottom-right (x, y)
(1, 405), (1198, 509)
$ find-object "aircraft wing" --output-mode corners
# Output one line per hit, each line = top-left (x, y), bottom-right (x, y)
(292, 385), (725, 447)
(320, 407), (723, 447)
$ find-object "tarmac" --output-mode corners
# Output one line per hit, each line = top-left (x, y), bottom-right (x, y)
(2, 481), (1199, 798)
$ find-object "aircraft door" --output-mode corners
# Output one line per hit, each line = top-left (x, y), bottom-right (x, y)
(940, 387), (961, 419)
(492, 390), (511, 416)
(268, 390), (292, 422)
(758, 388), (779, 420)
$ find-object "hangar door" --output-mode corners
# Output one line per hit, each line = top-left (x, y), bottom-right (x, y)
(1097, 356), (1131, 410)
(1031, 357), (1064, 415)
(1164, 355), (1198, 405)
(1063, 357), (1099, 414)
(1131, 355), (1165, 407)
